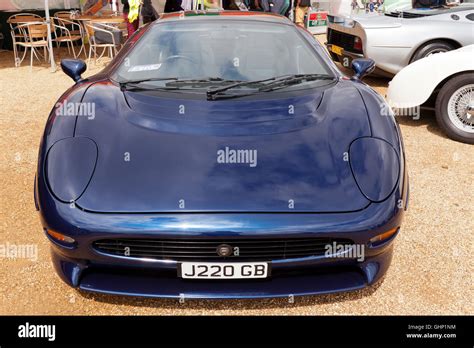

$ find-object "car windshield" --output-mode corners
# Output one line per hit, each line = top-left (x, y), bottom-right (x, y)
(112, 19), (333, 91)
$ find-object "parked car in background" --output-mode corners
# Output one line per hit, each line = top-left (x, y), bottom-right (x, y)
(387, 45), (474, 144)
(326, 2), (474, 76)
(35, 11), (408, 299)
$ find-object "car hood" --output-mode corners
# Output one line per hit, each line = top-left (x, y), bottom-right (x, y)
(73, 80), (372, 213)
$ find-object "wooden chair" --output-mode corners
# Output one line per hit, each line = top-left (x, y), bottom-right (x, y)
(84, 22), (122, 64)
(53, 11), (81, 35)
(53, 17), (86, 58)
(11, 22), (53, 68)
(7, 13), (44, 61)
(7, 13), (43, 29)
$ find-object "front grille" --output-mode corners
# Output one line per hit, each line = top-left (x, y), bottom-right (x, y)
(327, 28), (362, 54)
(93, 237), (354, 262)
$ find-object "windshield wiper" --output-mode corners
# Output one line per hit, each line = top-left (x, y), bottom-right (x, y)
(205, 75), (293, 100)
(120, 74), (335, 96)
(120, 77), (241, 91)
(206, 74), (335, 100)
(258, 74), (335, 92)
(164, 77), (239, 87)
(119, 77), (178, 91)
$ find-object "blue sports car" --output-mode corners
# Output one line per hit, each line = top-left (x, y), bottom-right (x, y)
(35, 11), (409, 299)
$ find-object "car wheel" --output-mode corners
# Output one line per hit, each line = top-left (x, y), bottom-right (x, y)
(411, 41), (456, 62)
(435, 74), (474, 144)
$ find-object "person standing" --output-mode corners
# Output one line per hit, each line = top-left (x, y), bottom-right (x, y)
(260, 0), (286, 13)
(164, 0), (183, 12)
(141, 0), (159, 24)
(369, 0), (375, 12)
(252, 0), (262, 10)
(295, 0), (311, 27)
(122, 0), (139, 37)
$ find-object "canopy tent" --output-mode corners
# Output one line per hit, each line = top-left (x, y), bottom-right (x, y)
(0, 1), (80, 10)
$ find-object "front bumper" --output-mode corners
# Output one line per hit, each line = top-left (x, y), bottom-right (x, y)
(52, 246), (393, 299)
(39, 194), (405, 299)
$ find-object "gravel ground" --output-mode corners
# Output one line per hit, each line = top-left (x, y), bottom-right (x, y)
(0, 41), (472, 315)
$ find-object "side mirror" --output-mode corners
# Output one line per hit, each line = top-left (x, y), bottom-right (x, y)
(61, 59), (87, 83)
(351, 58), (375, 80)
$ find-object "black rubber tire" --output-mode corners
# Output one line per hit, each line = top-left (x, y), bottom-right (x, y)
(411, 41), (456, 63)
(435, 73), (474, 144)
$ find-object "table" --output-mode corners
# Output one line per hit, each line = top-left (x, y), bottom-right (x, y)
(92, 17), (125, 24)
(75, 16), (124, 24)
(75, 15), (125, 37)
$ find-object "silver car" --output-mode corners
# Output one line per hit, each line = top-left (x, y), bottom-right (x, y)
(326, 4), (474, 76)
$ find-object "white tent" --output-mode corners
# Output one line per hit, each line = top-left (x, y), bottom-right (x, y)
(0, 1), (80, 10)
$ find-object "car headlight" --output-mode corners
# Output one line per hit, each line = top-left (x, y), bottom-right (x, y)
(349, 137), (400, 202)
(45, 137), (97, 203)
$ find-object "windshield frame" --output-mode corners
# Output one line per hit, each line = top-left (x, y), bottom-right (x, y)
(109, 18), (338, 91)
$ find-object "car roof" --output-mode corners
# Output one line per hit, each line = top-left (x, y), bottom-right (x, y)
(156, 10), (292, 25)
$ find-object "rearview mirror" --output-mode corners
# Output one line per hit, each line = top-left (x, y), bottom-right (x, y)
(351, 58), (375, 80)
(61, 59), (87, 83)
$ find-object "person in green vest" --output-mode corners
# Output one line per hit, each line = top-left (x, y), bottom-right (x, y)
(121, 0), (138, 37)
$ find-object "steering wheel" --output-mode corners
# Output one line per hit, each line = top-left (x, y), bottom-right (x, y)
(164, 55), (197, 64)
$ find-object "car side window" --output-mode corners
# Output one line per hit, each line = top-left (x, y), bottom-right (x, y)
(466, 13), (474, 21)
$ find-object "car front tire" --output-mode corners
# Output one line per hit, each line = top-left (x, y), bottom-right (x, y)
(435, 73), (474, 144)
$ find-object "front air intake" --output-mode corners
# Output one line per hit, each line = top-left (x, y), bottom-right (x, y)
(93, 237), (354, 262)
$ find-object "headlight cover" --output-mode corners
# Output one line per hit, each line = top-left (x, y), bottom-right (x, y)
(349, 137), (400, 203)
(45, 137), (97, 202)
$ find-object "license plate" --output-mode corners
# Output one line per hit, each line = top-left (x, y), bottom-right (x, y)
(179, 262), (269, 279)
(330, 44), (343, 56)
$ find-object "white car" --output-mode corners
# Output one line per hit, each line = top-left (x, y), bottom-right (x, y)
(387, 45), (474, 144)
(326, 3), (474, 76)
